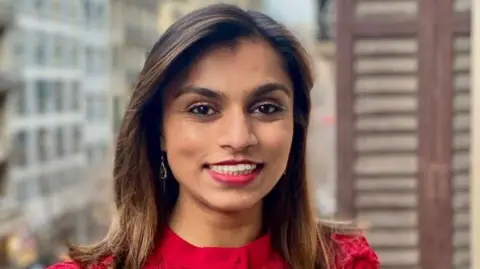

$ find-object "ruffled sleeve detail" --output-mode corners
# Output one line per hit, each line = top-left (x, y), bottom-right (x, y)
(331, 233), (380, 269)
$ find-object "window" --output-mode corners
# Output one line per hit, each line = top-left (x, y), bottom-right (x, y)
(86, 94), (94, 119)
(37, 128), (48, 162)
(13, 131), (28, 166)
(16, 179), (30, 203)
(85, 47), (94, 73)
(50, 171), (64, 193)
(33, 0), (46, 17)
(53, 35), (63, 66)
(316, 0), (334, 41)
(86, 145), (94, 164)
(86, 94), (108, 120)
(96, 3), (106, 28)
(59, 171), (72, 188)
(38, 174), (50, 197)
(9, 28), (25, 67)
(99, 94), (108, 119)
(95, 50), (102, 73)
(13, 0), (28, 13)
(65, 169), (77, 186)
(64, 39), (72, 66)
(72, 125), (82, 153)
(83, 0), (92, 26)
(72, 81), (81, 110)
(55, 127), (65, 157)
(34, 32), (47, 65)
(113, 96), (124, 134)
(15, 87), (27, 115)
(36, 80), (50, 113)
(72, 42), (79, 66)
(52, 0), (61, 19)
(68, 1), (78, 24)
(53, 81), (64, 112)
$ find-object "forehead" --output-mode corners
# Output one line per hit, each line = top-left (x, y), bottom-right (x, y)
(181, 38), (292, 92)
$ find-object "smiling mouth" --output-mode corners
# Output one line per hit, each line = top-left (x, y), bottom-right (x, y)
(208, 163), (260, 175)
(204, 162), (264, 185)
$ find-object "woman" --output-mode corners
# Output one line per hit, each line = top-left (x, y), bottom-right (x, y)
(49, 4), (379, 269)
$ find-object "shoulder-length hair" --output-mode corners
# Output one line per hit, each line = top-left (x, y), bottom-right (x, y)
(69, 4), (336, 269)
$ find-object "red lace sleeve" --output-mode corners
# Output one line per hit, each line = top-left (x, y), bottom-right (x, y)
(331, 233), (380, 269)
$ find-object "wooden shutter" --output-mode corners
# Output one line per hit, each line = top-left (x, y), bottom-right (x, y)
(335, 0), (471, 268)
(452, 1), (471, 268)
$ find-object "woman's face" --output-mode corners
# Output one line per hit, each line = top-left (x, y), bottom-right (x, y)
(163, 38), (294, 212)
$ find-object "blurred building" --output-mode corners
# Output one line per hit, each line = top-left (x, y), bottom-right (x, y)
(334, 0), (472, 268)
(2, 0), (111, 262)
(110, 0), (159, 136)
(0, 1), (34, 268)
(316, 0), (334, 41)
(157, 0), (261, 34)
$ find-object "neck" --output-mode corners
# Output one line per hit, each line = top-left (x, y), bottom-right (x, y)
(169, 189), (263, 248)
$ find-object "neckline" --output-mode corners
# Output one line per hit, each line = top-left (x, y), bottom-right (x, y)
(154, 227), (279, 268)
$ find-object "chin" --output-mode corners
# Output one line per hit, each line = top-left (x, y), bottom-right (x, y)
(202, 194), (262, 213)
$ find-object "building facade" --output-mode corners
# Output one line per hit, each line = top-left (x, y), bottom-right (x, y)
(3, 0), (111, 257)
(0, 0), (34, 268)
(157, 0), (260, 34)
(110, 0), (159, 136)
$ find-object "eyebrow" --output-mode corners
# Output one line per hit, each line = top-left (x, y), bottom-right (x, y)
(253, 82), (292, 98)
(174, 82), (292, 100)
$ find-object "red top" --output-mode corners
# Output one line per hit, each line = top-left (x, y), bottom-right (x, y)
(48, 228), (379, 269)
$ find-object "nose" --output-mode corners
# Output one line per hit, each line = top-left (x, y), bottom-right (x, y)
(218, 109), (258, 152)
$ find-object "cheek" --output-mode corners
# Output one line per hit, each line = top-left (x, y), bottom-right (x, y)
(163, 117), (208, 165)
(256, 119), (294, 160)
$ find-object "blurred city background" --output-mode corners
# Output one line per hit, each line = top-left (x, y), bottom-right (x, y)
(0, 0), (478, 268)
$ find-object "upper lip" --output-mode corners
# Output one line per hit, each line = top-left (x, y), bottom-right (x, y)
(209, 159), (260, 165)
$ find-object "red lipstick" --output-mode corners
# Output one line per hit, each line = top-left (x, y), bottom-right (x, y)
(206, 160), (262, 186)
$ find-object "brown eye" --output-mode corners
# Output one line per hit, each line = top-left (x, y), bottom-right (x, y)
(253, 103), (283, 115)
(188, 104), (217, 116)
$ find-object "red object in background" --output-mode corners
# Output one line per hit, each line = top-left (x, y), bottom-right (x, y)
(322, 115), (335, 126)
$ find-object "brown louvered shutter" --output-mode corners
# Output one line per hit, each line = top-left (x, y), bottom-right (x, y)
(335, 0), (472, 268)
(452, 1), (471, 268)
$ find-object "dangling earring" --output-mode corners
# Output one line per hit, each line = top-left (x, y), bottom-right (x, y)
(159, 154), (167, 180)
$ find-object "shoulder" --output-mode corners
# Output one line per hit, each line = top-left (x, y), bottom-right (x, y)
(330, 233), (380, 269)
(47, 260), (110, 269)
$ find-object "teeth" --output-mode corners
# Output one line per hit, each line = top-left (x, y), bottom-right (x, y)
(209, 164), (257, 175)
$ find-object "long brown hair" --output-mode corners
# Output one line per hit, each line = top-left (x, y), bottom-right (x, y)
(69, 4), (337, 269)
